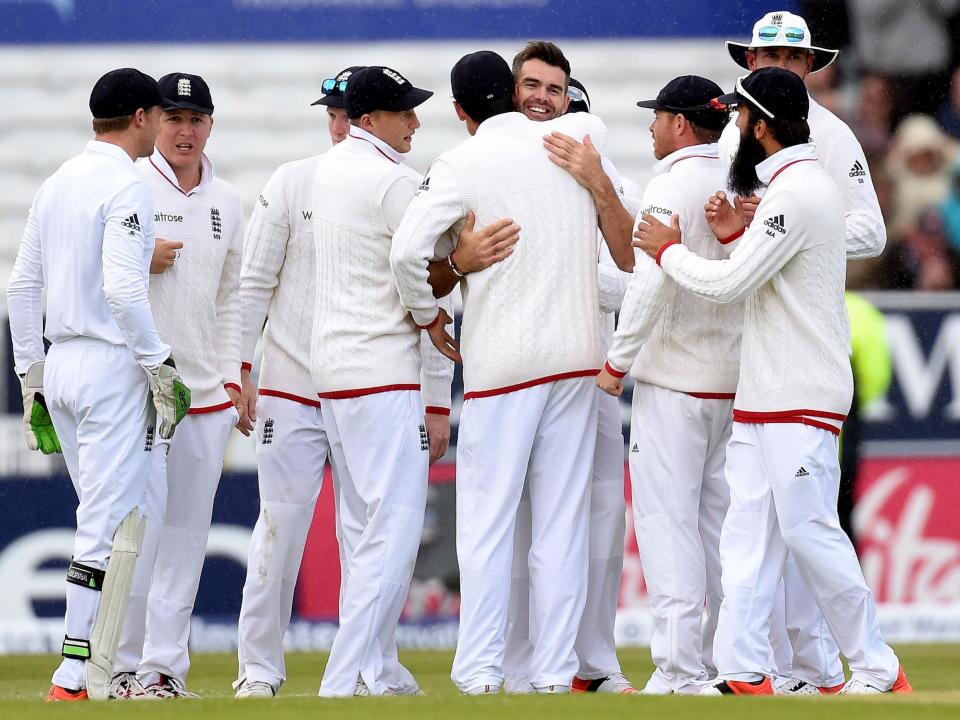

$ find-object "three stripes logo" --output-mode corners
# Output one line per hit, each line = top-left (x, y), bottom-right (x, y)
(849, 160), (867, 184)
(417, 176), (430, 194)
(121, 213), (141, 236)
(262, 418), (274, 445)
(794, 466), (810, 478)
(763, 213), (786, 235)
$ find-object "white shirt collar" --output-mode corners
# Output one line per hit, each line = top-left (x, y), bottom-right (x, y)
(148, 148), (213, 196)
(348, 125), (406, 164)
(474, 111), (528, 135)
(652, 143), (719, 175)
(85, 140), (135, 165)
(755, 143), (818, 185)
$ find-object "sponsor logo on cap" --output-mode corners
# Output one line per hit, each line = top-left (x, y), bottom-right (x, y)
(382, 68), (406, 85)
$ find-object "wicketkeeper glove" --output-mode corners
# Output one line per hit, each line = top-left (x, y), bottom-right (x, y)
(19, 361), (61, 455)
(144, 356), (191, 440)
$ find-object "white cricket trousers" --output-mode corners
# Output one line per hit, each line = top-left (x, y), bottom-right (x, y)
(768, 556), (844, 686)
(452, 376), (599, 693)
(120, 406), (236, 683)
(630, 383), (731, 693)
(234, 394), (328, 690)
(503, 388), (625, 690)
(318, 390), (428, 697)
(714, 422), (900, 688)
(44, 338), (154, 690)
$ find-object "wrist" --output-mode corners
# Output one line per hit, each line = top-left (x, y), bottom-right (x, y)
(604, 361), (627, 379)
(717, 226), (745, 245)
(448, 251), (467, 277)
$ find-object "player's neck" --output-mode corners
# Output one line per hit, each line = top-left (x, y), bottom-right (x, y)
(172, 160), (203, 193)
(94, 133), (140, 162)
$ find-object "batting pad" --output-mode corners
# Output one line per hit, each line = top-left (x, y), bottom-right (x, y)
(85, 508), (146, 700)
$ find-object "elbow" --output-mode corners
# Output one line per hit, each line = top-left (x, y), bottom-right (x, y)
(615, 253), (635, 273)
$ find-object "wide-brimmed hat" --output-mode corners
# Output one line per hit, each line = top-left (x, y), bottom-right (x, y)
(726, 10), (838, 74)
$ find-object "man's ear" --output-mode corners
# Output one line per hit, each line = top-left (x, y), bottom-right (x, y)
(754, 117), (767, 140)
(745, 49), (758, 72)
(359, 113), (375, 132)
(453, 101), (468, 122)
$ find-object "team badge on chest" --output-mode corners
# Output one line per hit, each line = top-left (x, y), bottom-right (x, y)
(210, 207), (222, 240)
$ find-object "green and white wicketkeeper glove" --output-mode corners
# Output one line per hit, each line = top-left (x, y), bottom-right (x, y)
(144, 356), (191, 439)
(19, 361), (61, 455)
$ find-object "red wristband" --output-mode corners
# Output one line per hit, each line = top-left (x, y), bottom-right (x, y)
(604, 361), (627, 379)
(718, 227), (745, 245)
(655, 240), (680, 266)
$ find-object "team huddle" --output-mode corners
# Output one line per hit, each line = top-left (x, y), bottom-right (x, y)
(8, 9), (914, 702)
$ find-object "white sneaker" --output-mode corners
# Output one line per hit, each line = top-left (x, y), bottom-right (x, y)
(573, 673), (638, 694)
(235, 679), (276, 698)
(534, 684), (570, 694)
(144, 674), (199, 699)
(109, 673), (154, 700)
(463, 684), (499, 695)
(774, 677), (822, 696)
(838, 679), (884, 695)
(354, 678), (371, 696)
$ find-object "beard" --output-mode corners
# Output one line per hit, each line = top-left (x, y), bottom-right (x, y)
(727, 125), (767, 196)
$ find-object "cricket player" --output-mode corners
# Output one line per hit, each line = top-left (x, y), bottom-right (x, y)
(232, 66), (453, 698)
(391, 50), (631, 694)
(633, 67), (910, 696)
(111, 72), (245, 699)
(310, 65), (450, 697)
(497, 47), (636, 695)
(7, 68), (189, 701)
(720, 10), (887, 694)
(593, 76), (736, 695)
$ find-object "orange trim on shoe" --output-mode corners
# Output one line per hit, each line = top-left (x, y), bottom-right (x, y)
(571, 677), (593, 693)
(818, 683), (845, 695)
(47, 685), (89, 702)
(891, 666), (912, 694)
(717, 677), (774, 695)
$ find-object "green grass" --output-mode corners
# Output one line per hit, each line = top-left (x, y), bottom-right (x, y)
(2, 645), (958, 719)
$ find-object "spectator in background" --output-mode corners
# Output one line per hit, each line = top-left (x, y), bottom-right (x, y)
(886, 115), (957, 240)
(847, 0), (959, 126)
(804, 62), (844, 117)
(937, 67), (960, 141)
(881, 207), (959, 290)
(939, 158), (960, 253)
(840, 292), (892, 548)
(847, 73), (895, 160)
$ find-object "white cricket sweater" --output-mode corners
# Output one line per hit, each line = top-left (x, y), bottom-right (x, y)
(391, 111), (605, 397)
(657, 144), (853, 433)
(309, 127), (430, 399)
(242, 153), (453, 412)
(606, 144), (742, 396)
(719, 95), (886, 259)
(139, 150), (243, 412)
(8, 141), (169, 373)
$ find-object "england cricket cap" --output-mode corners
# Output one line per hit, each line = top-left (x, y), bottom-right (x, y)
(312, 66), (365, 109)
(636, 75), (729, 130)
(89, 68), (162, 119)
(158, 72), (214, 114)
(726, 10), (838, 73)
(450, 51), (514, 119)
(715, 67), (809, 122)
(345, 66), (433, 119)
(566, 78), (590, 114)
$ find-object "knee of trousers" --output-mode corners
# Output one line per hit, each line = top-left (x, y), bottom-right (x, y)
(246, 501), (316, 581)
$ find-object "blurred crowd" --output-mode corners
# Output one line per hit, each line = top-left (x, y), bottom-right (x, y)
(801, 0), (960, 290)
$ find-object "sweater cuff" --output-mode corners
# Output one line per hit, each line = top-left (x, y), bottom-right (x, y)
(604, 361), (627, 379)
(415, 308), (441, 330)
(224, 382), (241, 394)
(425, 406), (451, 416)
(655, 240), (680, 266)
(718, 227), (745, 245)
(241, 361), (253, 372)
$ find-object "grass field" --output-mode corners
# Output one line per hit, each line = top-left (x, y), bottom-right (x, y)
(2, 645), (959, 719)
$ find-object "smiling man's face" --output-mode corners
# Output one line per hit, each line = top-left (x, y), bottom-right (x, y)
(514, 58), (569, 121)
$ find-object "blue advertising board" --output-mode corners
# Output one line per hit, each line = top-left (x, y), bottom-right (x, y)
(0, 0), (797, 44)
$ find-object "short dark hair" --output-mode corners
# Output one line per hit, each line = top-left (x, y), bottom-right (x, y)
(92, 115), (133, 134)
(466, 96), (516, 125)
(511, 41), (571, 82)
(688, 120), (723, 145)
(746, 104), (810, 147)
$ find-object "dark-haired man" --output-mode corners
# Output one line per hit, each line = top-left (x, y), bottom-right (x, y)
(391, 50), (613, 694)
(8, 68), (188, 701)
(634, 67), (910, 697)
(595, 75), (736, 695)
(721, 10), (887, 694)
(310, 66), (451, 697)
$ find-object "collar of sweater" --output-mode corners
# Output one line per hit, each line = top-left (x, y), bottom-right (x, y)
(85, 139), (136, 166)
(348, 126), (406, 164)
(148, 148), (213, 196)
(652, 142), (719, 175)
(756, 143), (818, 186)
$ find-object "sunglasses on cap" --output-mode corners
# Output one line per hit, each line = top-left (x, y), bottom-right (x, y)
(566, 85), (590, 110)
(757, 25), (806, 44)
(321, 78), (349, 95)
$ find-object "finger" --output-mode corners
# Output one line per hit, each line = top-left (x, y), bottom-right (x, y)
(168, 240), (185, 249)
(734, 195), (744, 212)
(490, 227), (521, 247)
(583, 134), (595, 150)
(442, 330), (460, 351)
(480, 218), (516, 239)
(463, 210), (476, 233)
(671, 214), (681, 231)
